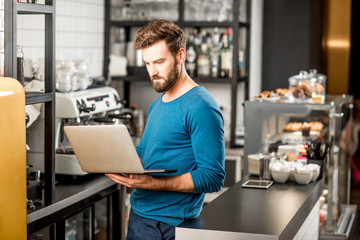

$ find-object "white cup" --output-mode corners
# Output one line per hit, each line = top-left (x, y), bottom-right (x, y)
(78, 77), (93, 90)
(74, 59), (89, 72)
(78, 79), (88, 90)
(71, 75), (79, 91)
(56, 71), (71, 84)
(56, 82), (71, 93)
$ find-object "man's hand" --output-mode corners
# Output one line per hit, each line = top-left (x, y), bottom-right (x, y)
(106, 173), (160, 190)
(105, 172), (194, 192)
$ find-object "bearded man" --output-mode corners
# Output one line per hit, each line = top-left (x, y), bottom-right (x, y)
(107, 19), (225, 240)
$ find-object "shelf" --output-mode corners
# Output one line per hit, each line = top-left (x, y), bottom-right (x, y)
(110, 20), (249, 28)
(181, 21), (249, 28)
(109, 20), (150, 27)
(195, 77), (232, 83)
(238, 76), (248, 83)
(17, 3), (54, 15)
(111, 75), (149, 82)
(111, 75), (247, 84)
(25, 92), (55, 105)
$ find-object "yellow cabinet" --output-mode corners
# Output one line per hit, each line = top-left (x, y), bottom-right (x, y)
(0, 77), (26, 239)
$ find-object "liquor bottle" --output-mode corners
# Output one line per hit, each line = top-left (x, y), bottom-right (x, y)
(197, 44), (210, 77)
(210, 28), (220, 78)
(210, 48), (219, 78)
(185, 31), (198, 78)
(219, 32), (232, 78)
(197, 32), (210, 77)
(227, 27), (233, 78)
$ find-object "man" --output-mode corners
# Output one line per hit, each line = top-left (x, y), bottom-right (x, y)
(106, 19), (225, 240)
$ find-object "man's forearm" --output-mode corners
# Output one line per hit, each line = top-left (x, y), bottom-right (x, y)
(156, 172), (194, 193)
(106, 172), (195, 193)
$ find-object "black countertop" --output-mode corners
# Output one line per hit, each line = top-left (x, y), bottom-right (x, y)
(27, 174), (118, 225)
(177, 176), (322, 240)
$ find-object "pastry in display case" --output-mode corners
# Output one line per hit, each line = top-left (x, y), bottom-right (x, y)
(252, 69), (326, 103)
(288, 69), (326, 104)
(243, 95), (356, 238)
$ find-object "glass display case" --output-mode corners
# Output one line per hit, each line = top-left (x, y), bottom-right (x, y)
(243, 95), (356, 238)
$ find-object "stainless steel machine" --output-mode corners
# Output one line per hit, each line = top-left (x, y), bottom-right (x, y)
(27, 86), (133, 175)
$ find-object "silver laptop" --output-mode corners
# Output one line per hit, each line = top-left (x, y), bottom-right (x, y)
(64, 124), (177, 174)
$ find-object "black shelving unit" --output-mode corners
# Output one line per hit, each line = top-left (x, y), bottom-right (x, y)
(5, 0), (56, 205)
(104, 0), (251, 148)
(4, 2), (123, 239)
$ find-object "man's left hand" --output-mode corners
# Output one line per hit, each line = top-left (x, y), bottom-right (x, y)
(106, 173), (158, 190)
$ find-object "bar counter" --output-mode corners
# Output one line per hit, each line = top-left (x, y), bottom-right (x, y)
(176, 176), (323, 240)
(27, 174), (120, 234)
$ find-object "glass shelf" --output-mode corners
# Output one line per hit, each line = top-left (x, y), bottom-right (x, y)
(110, 0), (178, 22)
(184, 0), (233, 22)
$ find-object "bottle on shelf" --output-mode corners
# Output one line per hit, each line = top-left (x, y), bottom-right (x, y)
(219, 28), (233, 78)
(197, 31), (210, 77)
(228, 27), (233, 77)
(210, 29), (220, 78)
(210, 47), (219, 78)
(185, 30), (198, 78)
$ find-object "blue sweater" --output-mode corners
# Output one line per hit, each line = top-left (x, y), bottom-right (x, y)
(131, 86), (225, 226)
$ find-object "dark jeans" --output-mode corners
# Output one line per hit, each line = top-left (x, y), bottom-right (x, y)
(126, 208), (175, 240)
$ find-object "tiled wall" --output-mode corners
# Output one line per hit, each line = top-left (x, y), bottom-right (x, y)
(17, 0), (104, 77)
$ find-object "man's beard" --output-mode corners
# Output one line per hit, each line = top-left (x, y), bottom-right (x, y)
(150, 61), (179, 93)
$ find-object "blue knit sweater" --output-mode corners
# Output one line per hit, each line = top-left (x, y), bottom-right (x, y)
(131, 86), (225, 226)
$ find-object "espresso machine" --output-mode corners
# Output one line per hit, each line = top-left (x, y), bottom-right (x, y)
(27, 86), (126, 175)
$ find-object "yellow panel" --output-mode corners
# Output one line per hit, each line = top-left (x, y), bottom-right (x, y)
(323, 0), (351, 95)
(0, 77), (27, 239)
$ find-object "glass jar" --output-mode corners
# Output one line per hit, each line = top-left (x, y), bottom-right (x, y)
(288, 69), (326, 103)
(288, 70), (313, 103)
(309, 69), (326, 103)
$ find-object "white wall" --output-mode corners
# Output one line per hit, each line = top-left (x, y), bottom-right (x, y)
(17, 0), (105, 77)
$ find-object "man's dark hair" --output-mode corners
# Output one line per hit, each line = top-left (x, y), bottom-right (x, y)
(134, 19), (186, 57)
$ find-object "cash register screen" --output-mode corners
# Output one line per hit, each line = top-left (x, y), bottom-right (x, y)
(242, 180), (273, 189)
